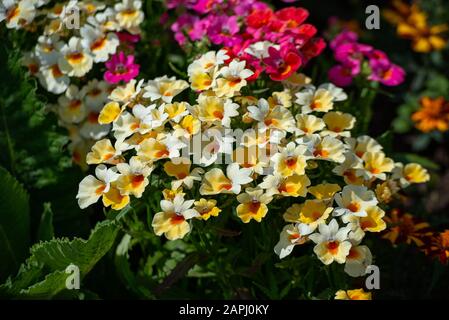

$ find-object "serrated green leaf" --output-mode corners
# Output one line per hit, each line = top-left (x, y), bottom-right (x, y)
(0, 220), (118, 299)
(0, 166), (30, 281)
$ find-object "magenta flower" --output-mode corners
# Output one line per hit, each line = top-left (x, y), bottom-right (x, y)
(171, 14), (198, 46)
(328, 64), (357, 87)
(330, 30), (358, 50)
(207, 15), (240, 46)
(263, 45), (302, 81)
(104, 52), (139, 84)
(368, 60), (405, 86)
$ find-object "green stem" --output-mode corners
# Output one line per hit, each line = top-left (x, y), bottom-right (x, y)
(0, 99), (16, 174)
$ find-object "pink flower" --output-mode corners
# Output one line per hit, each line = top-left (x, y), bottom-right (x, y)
(104, 52), (139, 84)
(328, 64), (357, 87)
(330, 30), (358, 50)
(263, 45), (302, 81)
(192, 0), (224, 14)
(171, 14), (199, 46)
(334, 42), (372, 65)
(207, 15), (240, 46)
(368, 60), (405, 86)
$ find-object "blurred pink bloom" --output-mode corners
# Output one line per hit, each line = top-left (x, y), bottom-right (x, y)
(104, 52), (140, 84)
(368, 60), (405, 86)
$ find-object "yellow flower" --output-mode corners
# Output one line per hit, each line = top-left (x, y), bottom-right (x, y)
(308, 183), (341, 200)
(194, 198), (221, 220)
(359, 206), (387, 232)
(116, 157), (153, 198)
(321, 111), (355, 137)
(272, 142), (308, 177)
(375, 180), (400, 204)
(163, 157), (203, 189)
(359, 152), (395, 180)
(165, 102), (189, 122)
(268, 90), (292, 109)
(260, 174), (311, 198)
(162, 188), (185, 201)
(236, 187), (272, 223)
(311, 136), (346, 163)
(190, 72), (214, 91)
(102, 183), (130, 210)
(297, 200), (333, 231)
(98, 101), (123, 124)
(137, 138), (170, 162)
(309, 219), (352, 265)
(335, 289), (372, 300)
(173, 115), (201, 138)
(152, 194), (199, 240)
(295, 114), (325, 136)
(200, 164), (252, 195)
(392, 163), (430, 187)
(86, 139), (125, 165)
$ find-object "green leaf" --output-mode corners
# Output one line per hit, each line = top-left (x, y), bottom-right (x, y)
(37, 203), (54, 242)
(0, 166), (30, 281)
(0, 220), (118, 299)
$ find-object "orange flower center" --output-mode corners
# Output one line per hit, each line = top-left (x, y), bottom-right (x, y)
(327, 241), (339, 255)
(170, 214), (185, 225)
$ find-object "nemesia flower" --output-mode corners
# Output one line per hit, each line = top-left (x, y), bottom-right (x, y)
(143, 76), (189, 103)
(392, 163), (430, 187)
(328, 30), (405, 87)
(59, 37), (94, 77)
(344, 244), (372, 277)
(334, 185), (378, 218)
(114, 0), (144, 33)
(77, 164), (125, 209)
(263, 45), (302, 81)
(0, 0), (35, 29)
(200, 163), (252, 195)
(309, 219), (352, 265)
(72, 50), (429, 283)
(236, 187), (273, 223)
(194, 198), (221, 221)
(274, 224), (310, 259)
(152, 194), (199, 240)
(335, 288), (372, 300)
(423, 230), (449, 264)
(308, 183), (341, 200)
(114, 157), (153, 199)
(104, 52), (140, 84)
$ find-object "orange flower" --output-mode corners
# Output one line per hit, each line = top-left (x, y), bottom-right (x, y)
(422, 230), (449, 264)
(382, 209), (432, 247)
(411, 97), (449, 133)
(383, 0), (448, 53)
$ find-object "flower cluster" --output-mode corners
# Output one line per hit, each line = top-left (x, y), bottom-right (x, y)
(412, 96), (449, 133)
(167, 1), (325, 81)
(383, 0), (448, 53)
(76, 49), (429, 278)
(328, 30), (405, 87)
(383, 208), (449, 265)
(1, 0), (145, 168)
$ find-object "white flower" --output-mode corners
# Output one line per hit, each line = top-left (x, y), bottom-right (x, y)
(244, 41), (279, 59)
(334, 185), (379, 218)
(143, 76), (189, 103)
(76, 164), (120, 209)
(80, 25), (119, 63)
(344, 245), (372, 277)
(58, 37), (94, 77)
(0, 0), (35, 29)
(274, 224), (310, 259)
(214, 60), (253, 97)
(114, 0), (144, 32)
(308, 219), (352, 265)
